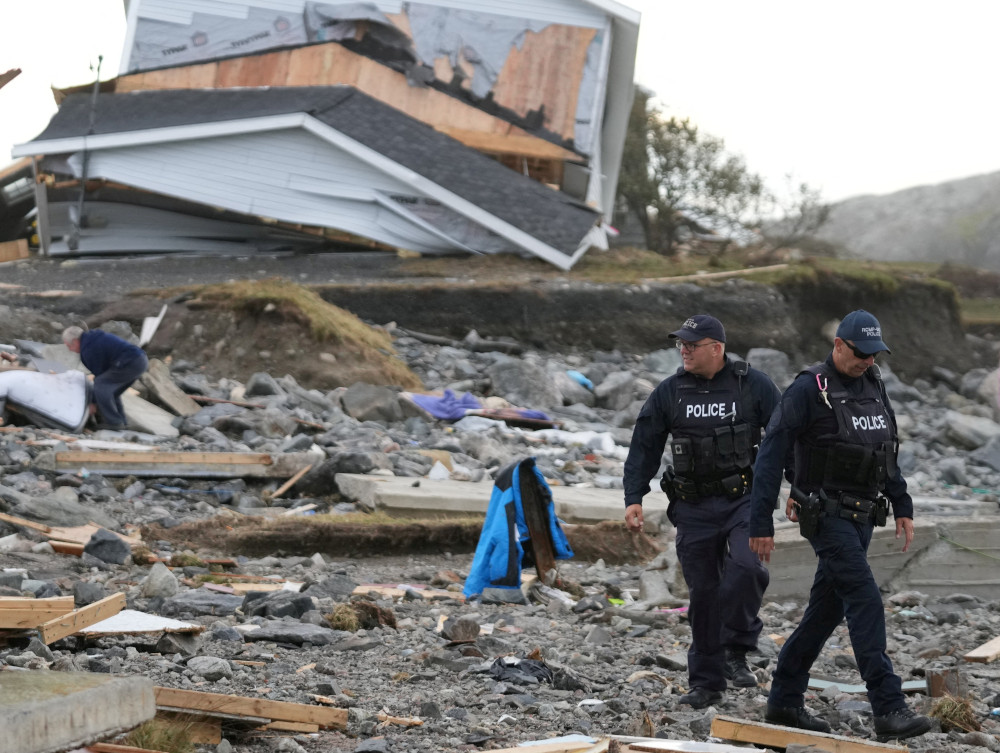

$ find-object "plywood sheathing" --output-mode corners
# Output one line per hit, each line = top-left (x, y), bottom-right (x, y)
(110, 42), (579, 161)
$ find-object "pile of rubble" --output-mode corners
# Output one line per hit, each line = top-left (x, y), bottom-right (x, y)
(1, 315), (1000, 753)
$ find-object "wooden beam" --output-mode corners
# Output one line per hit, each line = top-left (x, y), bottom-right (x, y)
(153, 687), (349, 729)
(86, 743), (170, 753)
(710, 715), (903, 753)
(0, 596), (76, 628)
(0, 511), (51, 533)
(963, 634), (1000, 663)
(270, 463), (314, 500)
(55, 451), (273, 466)
(38, 592), (127, 644)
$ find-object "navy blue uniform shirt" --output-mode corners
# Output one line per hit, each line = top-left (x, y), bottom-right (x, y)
(79, 330), (145, 377)
(624, 359), (782, 508)
(749, 353), (914, 538)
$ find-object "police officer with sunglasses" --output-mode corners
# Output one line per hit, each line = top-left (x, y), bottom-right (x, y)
(624, 314), (781, 709)
(748, 310), (931, 742)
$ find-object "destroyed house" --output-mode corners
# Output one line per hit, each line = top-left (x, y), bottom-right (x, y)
(12, 0), (640, 268)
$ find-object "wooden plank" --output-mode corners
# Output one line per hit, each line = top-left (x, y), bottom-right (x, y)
(87, 744), (170, 753)
(55, 451), (273, 466)
(49, 541), (85, 557)
(963, 634), (1000, 663)
(86, 743), (170, 753)
(0, 511), (51, 533)
(261, 721), (320, 733)
(0, 238), (29, 263)
(38, 592), (127, 644)
(47, 523), (143, 548)
(270, 463), (313, 500)
(153, 687), (349, 729)
(0, 596), (74, 610)
(0, 606), (77, 629)
(643, 264), (789, 284)
(710, 715), (904, 753)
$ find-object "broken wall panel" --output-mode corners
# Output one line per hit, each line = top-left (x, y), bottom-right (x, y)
(113, 41), (580, 161)
(122, 0), (608, 151)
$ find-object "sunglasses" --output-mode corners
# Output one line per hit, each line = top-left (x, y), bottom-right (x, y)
(675, 340), (716, 352)
(844, 340), (876, 360)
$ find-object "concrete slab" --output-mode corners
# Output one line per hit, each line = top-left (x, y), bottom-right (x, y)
(334, 473), (669, 527)
(2, 670), (155, 753)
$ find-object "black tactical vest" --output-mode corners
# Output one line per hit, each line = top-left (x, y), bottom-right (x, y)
(669, 361), (757, 480)
(794, 363), (898, 496)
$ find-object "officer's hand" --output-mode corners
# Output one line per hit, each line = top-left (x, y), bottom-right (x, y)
(896, 517), (914, 552)
(785, 497), (799, 522)
(749, 536), (775, 563)
(625, 503), (644, 533)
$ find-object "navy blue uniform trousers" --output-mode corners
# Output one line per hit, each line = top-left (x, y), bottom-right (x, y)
(768, 515), (905, 715)
(93, 352), (149, 427)
(673, 493), (768, 691)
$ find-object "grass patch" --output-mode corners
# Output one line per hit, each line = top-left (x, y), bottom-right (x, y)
(929, 693), (980, 732)
(125, 718), (196, 753)
(960, 298), (1000, 326)
(191, 277), (394, 350)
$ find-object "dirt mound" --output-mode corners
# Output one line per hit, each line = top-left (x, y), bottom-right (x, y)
(143, 516), (662, 564)
(88, 283), (423, 391)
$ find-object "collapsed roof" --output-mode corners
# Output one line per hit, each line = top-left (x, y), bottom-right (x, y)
(14, 86), (604, 268)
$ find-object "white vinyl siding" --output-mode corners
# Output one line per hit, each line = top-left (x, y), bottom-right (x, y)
(134, 0), (607, 29)
(68, 129), (477, 253)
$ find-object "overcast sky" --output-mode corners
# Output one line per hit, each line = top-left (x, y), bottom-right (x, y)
(3, 0), (999, 203)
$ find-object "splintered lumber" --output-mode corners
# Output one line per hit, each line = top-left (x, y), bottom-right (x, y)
(153, 687), (349, 729)
(38, 592), (127, 644)
(0, 511), (51, 533)
(36, 449), (314, 478)
(710, 715), (904, 753)
(963, 634), (1000, 663)
(0, 596), (75, 629)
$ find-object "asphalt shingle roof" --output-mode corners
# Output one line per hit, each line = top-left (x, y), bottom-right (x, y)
(33, 87), (600, 256)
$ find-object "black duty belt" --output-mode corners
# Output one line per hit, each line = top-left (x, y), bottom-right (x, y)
(672, 470), (751, 501)
(821, 492), (888, 526)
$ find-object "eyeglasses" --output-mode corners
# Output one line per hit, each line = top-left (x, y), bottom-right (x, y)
(675, 340), (716, 352)
(844, 340), (876, 360)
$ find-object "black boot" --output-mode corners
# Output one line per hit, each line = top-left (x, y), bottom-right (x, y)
(873, 707), (931, 741)
(765, 703), (831, 733)
(724, 649), (758, 688)
(678, 687), (724, 709)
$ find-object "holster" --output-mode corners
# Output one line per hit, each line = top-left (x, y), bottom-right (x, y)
(790, 486), (823, 539)
(660, 466), (678, 503)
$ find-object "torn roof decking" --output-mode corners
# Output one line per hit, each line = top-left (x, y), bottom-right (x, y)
(16, 86), (601, 268)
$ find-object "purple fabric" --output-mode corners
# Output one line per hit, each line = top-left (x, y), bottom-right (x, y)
(409, 389), (482, 420)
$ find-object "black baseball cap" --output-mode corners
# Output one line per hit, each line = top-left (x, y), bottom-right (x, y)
(669, 314), (726, 343)
(836, 310), (891, 354)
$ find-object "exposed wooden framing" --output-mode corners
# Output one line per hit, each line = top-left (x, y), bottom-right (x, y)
(0, 596), (75, 628)
(153, 687), (349, 729)
(109, 41), (580, 158)
(963, 634), (1000, 663)
(710, 715), (904, 753)
(38, 592), (127, 644)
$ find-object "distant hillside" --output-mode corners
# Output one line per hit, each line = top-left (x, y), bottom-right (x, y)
(816, 171), (1000, 270)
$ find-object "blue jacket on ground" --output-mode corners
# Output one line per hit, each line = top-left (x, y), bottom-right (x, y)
(463, 457), (573, 598)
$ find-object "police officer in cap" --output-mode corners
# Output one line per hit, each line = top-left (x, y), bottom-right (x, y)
(624, 314), (780, 709)
(748, 310), (931, 741)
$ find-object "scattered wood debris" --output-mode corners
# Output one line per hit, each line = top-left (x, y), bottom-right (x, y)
(962, 634), (1000, 663)
(33, 448), (315, 478)
(37, 593), (127, 644)
(710, 714), (904, 753)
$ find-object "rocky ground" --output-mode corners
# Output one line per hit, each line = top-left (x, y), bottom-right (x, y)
(2, 253), (1000, 753)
